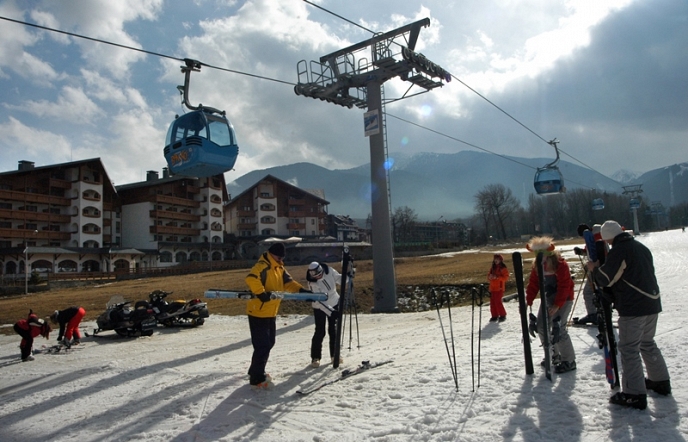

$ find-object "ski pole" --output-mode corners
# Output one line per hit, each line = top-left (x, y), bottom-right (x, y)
(477, 284), (484, 388)
(433, 288), (458, 391)
(444, 289), (459, 392)
(567, 254), (587, 325)
(347, 272), (360, 350)
(471, 286), (476, 392)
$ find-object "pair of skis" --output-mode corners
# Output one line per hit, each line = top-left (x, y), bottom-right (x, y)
(513, 251), (552, 379)
(204, 290), (327, 301)
(589, 239), (620, 389)
(296, 360), (393, 396)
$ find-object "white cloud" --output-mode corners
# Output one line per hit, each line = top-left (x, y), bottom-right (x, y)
(0, 116), (73, 162)
(7, 86), (105, 124)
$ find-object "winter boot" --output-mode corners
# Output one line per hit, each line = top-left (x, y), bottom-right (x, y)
(498, 316), (506, 322)
(331, 356), (343, 365)
(554, 361), (576, 373)
(609, 392), (647, 410)
(310, 359), (320, 368)
(645, 378), (671, 396)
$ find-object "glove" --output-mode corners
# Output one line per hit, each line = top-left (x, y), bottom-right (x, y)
(330, 309), (340, 320)
(574, 247), (584, 256)
(258, 291), (273, 302)
(528, 313), (538, 338)
(299, 288), (312, 293)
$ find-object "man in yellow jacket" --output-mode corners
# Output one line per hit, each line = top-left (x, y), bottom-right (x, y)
(245, 242), (308, 388)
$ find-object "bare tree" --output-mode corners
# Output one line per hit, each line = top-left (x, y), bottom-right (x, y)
(392, 206), (418, 242)
(474, 184), (521, 240)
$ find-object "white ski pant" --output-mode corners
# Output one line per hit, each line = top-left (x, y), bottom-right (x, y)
(617, 314), (670, 395)
(536, 298), (575, 364)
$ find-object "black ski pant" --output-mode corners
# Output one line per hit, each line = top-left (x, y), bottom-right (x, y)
(247, 315), (276, 385)
(311, 308), (336, 360)
(14, 324), (33, 360)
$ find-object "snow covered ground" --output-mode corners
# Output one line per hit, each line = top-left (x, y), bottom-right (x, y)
(0, 229), (686, 442)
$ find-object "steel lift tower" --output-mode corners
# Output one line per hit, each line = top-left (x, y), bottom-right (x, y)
(295, 18), (451, 312)
(622, 184), (643, 235)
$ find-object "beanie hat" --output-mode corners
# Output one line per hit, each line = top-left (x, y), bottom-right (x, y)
(577, 223), (591, 237)
(493, 254), (503, 261)
(600, 220), (623, 241)
(267, 242), (286, 257)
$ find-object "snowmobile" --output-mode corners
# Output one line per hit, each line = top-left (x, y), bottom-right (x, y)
(94, 295), (157, 337)
(137, 289), (209, 327)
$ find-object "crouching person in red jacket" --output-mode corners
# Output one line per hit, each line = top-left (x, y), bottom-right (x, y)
(13, 309), (51, 361)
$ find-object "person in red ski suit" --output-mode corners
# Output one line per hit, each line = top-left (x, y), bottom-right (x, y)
(487, 254), (510, 322)
(50, 306), (87, 347)
(525, 236), (576, 374)
(13, 309), (51, 361)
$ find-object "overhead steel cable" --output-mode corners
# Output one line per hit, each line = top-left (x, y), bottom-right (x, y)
(0, 13), (615, 188)
(300, 1), (622, 187)
(0, 15), (292, 86)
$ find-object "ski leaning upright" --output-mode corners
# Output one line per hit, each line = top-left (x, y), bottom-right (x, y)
(536, 252), (553, 381)
(332, 246), (353, 369)
(512, 252), (534, 375)
(593, 240), (620, 389)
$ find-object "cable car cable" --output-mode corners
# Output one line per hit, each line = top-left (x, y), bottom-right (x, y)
(0, 13), (619, 188)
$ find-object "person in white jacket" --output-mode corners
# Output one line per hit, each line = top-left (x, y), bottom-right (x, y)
(306, 261), (342, 367)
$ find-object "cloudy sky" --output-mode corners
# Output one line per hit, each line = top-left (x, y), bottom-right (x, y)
(0, 0), (686, 188)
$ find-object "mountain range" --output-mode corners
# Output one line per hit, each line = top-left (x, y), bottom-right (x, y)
(226, 151), (688, 221)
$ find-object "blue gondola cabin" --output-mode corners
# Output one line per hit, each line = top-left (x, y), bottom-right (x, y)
(164, 110), (239, 178)
(533, 167), (565, 195)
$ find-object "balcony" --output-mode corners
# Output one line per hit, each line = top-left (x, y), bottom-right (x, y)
(0, 208), (71, 223)
(154, 194), (200, 208)
(0, 227), (71, 241)
(0, 189), (71, 206)
(149, 225), (201, 236)
(287, 223), (306, 229)
(149, 210), (199, 222)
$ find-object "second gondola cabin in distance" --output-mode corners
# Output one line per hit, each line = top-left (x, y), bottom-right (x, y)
(163, 59), (239, 178)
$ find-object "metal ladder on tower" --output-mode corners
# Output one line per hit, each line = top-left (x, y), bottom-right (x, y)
(380, 83), (393, 220)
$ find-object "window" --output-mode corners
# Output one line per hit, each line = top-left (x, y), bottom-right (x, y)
(160, 252), (173, 263)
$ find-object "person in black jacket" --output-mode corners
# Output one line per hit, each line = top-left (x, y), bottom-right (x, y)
(588, 220), (671, 410)
(49, 306), (86, 347)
